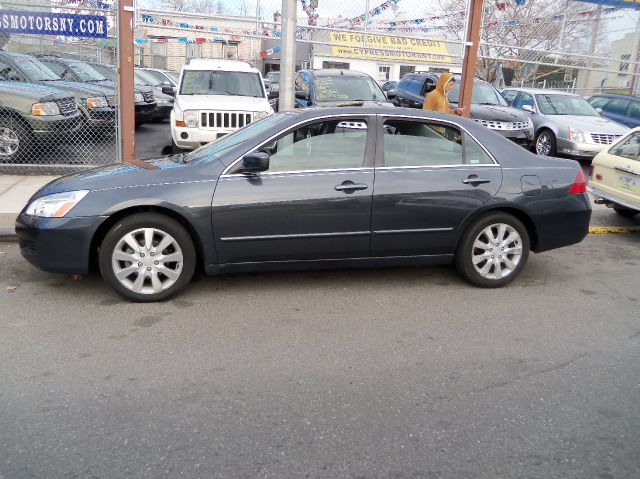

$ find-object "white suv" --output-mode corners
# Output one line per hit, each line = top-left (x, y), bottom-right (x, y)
(171, 59), (272, 151)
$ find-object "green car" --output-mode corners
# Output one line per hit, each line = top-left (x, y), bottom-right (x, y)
(0, 81), (81, 162)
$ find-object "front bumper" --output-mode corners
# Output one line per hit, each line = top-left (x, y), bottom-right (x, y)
(15, 213), (107, 275)
(135, 102), (157, 123)
(171, 126), (233, 150)
(557, 138), (606, 159)
(153, 103), (173, 120)
(588, 185), (640, 212)
(85, 107), (116, 128)
(25, 113), (83, 140)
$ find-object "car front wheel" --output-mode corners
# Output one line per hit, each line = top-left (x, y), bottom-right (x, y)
(455, 213), (530, 288)
(99, 213), (196, 302)
(535, 130), (556, 157)
(0, 119), (31, 162)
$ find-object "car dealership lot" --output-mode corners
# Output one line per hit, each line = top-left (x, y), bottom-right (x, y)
(1, 230), (639, 478)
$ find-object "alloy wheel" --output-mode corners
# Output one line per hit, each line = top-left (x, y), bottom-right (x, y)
(471, 223), (523, 280)
(0, 127), (20, 157)
(536, 133), (551, 156)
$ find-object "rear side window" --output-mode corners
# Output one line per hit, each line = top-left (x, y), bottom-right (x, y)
(628, 101), (640, 121)
(610, 132), (640, 162)
(588, 96), (610, 109)
(602, 98), (630, 116)
(463, 133), (494, 165)
(382, 120), (463, 166)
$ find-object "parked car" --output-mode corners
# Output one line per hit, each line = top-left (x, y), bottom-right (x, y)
(16, 107), (591, 302)
(502, 88), (629, 159)
(586, 93), (640, 128)
(133, 68), (175, 121)
(0, 81), (81, 162)
(588, 128), (640, 216)
(171, 59), (272, 152)
(392, 73), (533, 147)
(36, 56), (157, 125)
(0, 51), (116, 132)
(381, 80), (398, 92)
(292, 69), (393, 109)
(139, 67), (179, 88)
(265, 71), (280, 92)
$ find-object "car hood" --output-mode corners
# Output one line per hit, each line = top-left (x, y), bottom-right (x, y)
(545, 115), (629, 134)
(465, 104), (528, 122)
(40, 80), (115, 97)
(0, 81), (70, 100)
(35, 157), (208, 197)
(176, 94), (270, 112)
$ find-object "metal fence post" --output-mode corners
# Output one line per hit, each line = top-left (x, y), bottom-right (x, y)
(279, 0), (297, 112)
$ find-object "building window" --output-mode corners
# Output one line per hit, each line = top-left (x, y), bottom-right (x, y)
(322, 61), (350, 69)
(151, 42), (167, 70)
(223, 43), (239, 60)
(137, 46), (145, 67)
(378, 65), (391, 81)
(620, 54), (631, 75)
(186, 43), (201, 60)
(399, 65), (415, 79)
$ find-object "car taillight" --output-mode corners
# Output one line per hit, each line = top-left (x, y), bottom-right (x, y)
(588, 164), (594, 178)
(568, 169), (587, 194)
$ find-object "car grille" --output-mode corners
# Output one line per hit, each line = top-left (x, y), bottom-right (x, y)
(142, 91), (155, 103)
(200, 111), (252, 129)
(589, 133), (621, 145)
(55, 97), (78, 116)
(473, 119), (529, 131)
(106, 95), (117, 107)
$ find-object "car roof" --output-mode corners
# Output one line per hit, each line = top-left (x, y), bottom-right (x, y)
(588, 92), (640, 100)
(502, 87), (575, 96)
(299, 69), (373, 78)
(183, 59), (257, 73)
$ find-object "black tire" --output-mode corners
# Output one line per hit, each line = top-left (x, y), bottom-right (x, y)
(534, 129), (557, 157)
(0, 116), (32, 162)
(455, 212), (530, 288)
(613, 205), (639, 217)
(99, 213), (196, 302)
(172, 140), (187, 155)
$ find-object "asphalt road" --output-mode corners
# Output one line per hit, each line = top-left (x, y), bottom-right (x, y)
(1, 230), (639, 478)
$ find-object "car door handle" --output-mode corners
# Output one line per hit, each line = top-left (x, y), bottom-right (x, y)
(335, 181), (368, 191)
(462, 176), (492, 185)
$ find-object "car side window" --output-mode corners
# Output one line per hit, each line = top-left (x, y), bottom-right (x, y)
(254, 119), (368, 173)
(610, 132), (640, 162)
(628, 101), (640, 121)
(294, 73), (309, 94)
(463, 132), (494, 165)
(588, 96), (610, 109)
(0, 60), (21, 81)
(382, 119), (464, 167)
(501, 90), (517, 106)
(421, 77), (436, 96)
(603, 98), (630, 116)
(513, 92), (534, 110)
(40, 61), (66, 79)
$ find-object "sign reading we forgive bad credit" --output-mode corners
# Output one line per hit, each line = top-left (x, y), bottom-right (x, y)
(0, 10), (108, 38)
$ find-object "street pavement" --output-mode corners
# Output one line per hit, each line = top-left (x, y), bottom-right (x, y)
(0, 232), (639, 478)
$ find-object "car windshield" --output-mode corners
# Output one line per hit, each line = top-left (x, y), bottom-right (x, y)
(312, 76), (386, 102)
(266, 72), (280, 83)
(142, 69), (170, 85)
(164, 71), (179, 83)
(535, 94), (600, 116)
(18, 58), (61, 81)
(92, 64), (116, 81)
(180, 70), (264, 97)
(184, 113), (293, 164)
(68, 62), (107, 82)
(135, 69), (162, 86)
(449, 80), (508, 106)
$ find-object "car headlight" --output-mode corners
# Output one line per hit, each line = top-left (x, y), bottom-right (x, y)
(568, 127), (586, 143)
(183, 110), (198, 128)
(25, 190), (89, 218)
(134, 92), (144, 102)
(254, 111), (270, 120)
(86, 96), (108, 109)
(31, 101), (60, 116)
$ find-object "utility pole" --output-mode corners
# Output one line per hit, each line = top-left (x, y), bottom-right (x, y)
(117, 0), (136, 163)
(458, 0), (484, 119)
(279, 0), (297, 112)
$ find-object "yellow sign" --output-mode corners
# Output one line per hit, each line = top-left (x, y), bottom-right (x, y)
(329, 31), (452, 64)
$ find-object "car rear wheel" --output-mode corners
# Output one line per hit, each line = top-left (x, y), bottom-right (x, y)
(613, 205), (639, 217)
(99, 213), (196, 302)
(455, 213), (530, 288)
(535, 130), (556, 157)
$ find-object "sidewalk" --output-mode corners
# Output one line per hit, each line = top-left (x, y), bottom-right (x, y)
(0, 175), (58, 235)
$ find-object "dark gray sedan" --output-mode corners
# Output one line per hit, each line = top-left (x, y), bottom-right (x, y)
(16, 107), (591, 302)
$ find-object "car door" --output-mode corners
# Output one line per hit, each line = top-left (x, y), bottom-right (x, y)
(395, 76), (413, 107)
(211, 115), (376, 264)
(371, 115), (502, 257)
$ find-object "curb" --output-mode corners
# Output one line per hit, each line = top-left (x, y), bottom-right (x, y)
(588, 226), (640, 234)
(0, 228), (17, 242)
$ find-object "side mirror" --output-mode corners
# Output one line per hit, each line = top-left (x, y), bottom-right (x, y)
(162, 84), (176, 96)
(239, 151), (269, 174)
(595, 107), (603, 114)
(522, 104), (535, 114)
(385, 89), (397, 100)
(295, 90), (310, 101)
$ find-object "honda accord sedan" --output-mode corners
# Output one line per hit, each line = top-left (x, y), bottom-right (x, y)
(16, 107), (591, 302)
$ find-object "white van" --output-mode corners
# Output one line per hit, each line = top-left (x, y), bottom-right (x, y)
(171, 59), (273, 151)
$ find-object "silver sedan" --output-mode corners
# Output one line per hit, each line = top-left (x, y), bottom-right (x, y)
(501, 88), (629, 159)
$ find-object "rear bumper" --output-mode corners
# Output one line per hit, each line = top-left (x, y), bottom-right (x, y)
(15, 213), (107, 275)
(533, 193), (592, 253)
(588, 185), (640, 212)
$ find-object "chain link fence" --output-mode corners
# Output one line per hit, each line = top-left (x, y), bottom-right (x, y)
(0, 1), (120, 175)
